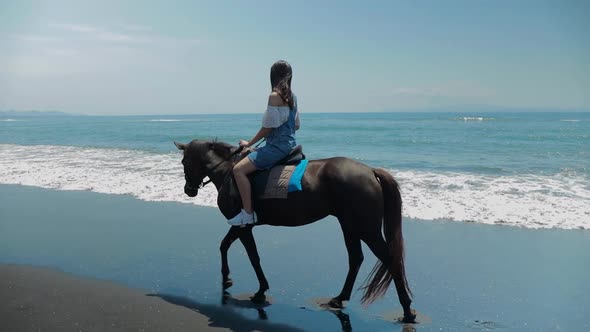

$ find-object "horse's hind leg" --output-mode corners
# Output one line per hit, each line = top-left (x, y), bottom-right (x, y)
(220, 226), (241, 290)
(329, 226), (364, 309)
(238, 225), (270, 303)
(363, 234), (415, 323)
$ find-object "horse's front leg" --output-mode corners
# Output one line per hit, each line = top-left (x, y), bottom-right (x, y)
(220, 226), (242, 290)
(238, 225), (270, 304)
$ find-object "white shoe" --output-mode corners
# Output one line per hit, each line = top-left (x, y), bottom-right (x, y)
(227, 209), (255, 226)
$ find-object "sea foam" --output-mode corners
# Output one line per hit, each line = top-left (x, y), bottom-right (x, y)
(1, 144), (588, 230)
(146, 119), (208, 122)
(453, 116), (495, 121)
(393, 170), (589, 229)
(0, 144), (219, 208)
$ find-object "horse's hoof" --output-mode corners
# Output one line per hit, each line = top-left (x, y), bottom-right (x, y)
(223, 278), (233, 290)
(401, 311), (417, 324)
(326, 298), (344, 309)
(250, 293), (266, 304)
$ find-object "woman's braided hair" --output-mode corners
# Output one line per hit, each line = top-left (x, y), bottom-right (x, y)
(270, 60), (294, 110)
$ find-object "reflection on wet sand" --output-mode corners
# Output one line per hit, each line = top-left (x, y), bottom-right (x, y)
(148, 292), (305, 332)
(150, 292), (370, 331)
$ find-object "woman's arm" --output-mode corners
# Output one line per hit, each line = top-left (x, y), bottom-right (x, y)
(239, 92), (287, 147)
(240, 127), (272, 147)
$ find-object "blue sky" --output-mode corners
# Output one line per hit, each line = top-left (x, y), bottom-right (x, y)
(0, 0), (588, 115)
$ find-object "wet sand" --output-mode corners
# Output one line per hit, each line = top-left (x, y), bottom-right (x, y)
(1, 184), (589, 331)
(1, 264), (221, 331)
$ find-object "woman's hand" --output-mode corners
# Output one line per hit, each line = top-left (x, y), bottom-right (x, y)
(239, 140), (249, 148)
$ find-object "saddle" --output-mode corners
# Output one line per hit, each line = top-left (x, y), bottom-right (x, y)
(217, 145), (306, 220)
(272, 145), (305, 166)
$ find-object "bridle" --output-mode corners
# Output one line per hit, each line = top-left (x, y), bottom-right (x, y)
(191, 146), (245, 190)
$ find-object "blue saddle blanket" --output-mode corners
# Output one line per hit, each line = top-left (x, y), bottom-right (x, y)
(288, 159), (308, 192)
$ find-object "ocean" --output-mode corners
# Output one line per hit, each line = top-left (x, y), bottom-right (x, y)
(1, 112), (589, 230)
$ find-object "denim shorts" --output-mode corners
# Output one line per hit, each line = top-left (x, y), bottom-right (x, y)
(248, 144), (289, 170)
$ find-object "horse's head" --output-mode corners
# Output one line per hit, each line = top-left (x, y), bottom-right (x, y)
(174, 140), (237, 197)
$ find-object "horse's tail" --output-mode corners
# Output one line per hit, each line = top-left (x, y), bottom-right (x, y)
(360, 168), (412, 304)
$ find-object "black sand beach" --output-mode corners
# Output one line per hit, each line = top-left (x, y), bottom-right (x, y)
(1, 184), (589, 331)
(1, 264), (225, 331)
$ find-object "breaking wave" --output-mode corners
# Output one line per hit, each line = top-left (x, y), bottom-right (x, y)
(1, 144), (588, 230)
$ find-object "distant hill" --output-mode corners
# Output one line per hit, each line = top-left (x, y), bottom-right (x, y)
(0, 110), (77, 117)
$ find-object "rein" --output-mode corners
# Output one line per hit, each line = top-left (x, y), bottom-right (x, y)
(198, 139), (266, 189)
(198, 146), (244, 189)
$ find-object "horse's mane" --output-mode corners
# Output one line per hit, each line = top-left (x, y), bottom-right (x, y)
(188, 138), (230, 148)
(210, 138), (234, 149)
(189, 139), (236, 160)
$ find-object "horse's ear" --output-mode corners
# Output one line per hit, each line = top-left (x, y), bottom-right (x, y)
(174, 141), (186, 150)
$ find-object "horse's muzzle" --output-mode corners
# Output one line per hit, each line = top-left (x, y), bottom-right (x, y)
(184, 184), (198, 197)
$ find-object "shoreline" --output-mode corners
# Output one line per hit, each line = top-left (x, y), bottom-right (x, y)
(1, 184), (589, 331)
(1, 183), (587, 233)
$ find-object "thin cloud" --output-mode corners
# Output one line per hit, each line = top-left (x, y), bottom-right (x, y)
(41, 47), (79, 57)
(49, 22), (146, 44)
(45, 22), (198, 46)
(17, 35), (64, 43)
(3, 22), (204, 78)
(159, 36), (203, 46)
(120, 24), (153, 32)
(96, 32), (152, 44)
(49, 23), (99, 33)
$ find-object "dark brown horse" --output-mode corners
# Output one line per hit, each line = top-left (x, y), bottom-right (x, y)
(174, 139), (416, 323)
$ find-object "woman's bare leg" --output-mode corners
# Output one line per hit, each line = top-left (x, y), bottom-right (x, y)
(233, 157), (257, 214)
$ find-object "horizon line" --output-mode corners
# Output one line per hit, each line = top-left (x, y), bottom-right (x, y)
(2, 106), (590, 117)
